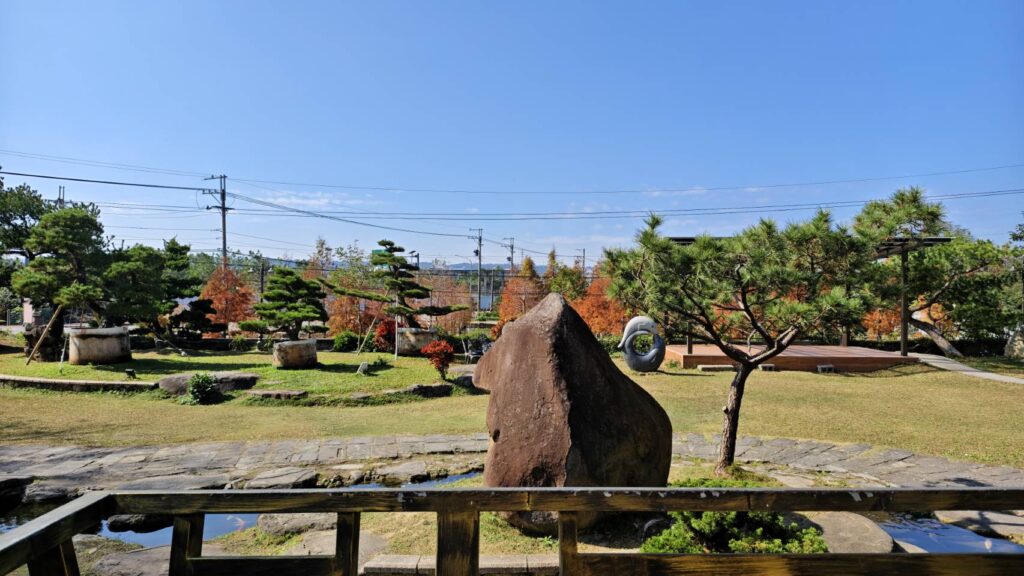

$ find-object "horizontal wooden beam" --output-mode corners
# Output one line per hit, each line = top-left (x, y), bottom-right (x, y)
(110, 487), (1024, 515)
(0, 492), (110, 576)
(577, 553), (1024, 576)
(189, 555), (336, 576)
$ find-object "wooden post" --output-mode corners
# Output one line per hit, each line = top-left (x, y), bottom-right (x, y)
(900, 251), (909, 357)
(558, 512), (580, 576)
(436, 511), (479, 576)
(169, 515), (204, 576)
(27, 540), (80, 576)
(26, 304), (63, 365)
(335, 512), (360, 576)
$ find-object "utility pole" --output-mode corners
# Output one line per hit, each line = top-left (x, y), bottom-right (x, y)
(503, 237), (515, 271)
(470, 228), (483, 312)
(204, 175), (230, 267)
(576, 248), (586, 270)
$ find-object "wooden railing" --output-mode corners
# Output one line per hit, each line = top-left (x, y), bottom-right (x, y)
(2, 487), (1024, 576)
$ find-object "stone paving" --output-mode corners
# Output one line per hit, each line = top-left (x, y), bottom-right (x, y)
(912, 353), (1024, 385)
(2, 433), (1023, 503)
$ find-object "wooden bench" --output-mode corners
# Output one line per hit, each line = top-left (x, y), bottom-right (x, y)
(2, 487), (1023, 575)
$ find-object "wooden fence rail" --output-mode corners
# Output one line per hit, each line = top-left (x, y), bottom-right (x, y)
(2, 487), (1023, 576)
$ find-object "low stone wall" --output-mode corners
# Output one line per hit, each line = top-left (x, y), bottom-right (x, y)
(0, 373), (156, 393)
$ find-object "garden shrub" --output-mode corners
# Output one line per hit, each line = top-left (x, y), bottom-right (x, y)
(181, 373), (224, 405)
(228, 335), (252, 352)
(373, 320), (396, 353)
(421, 339), (456, 380)
(595, 334), (620, 355)
(256, 338), (273, 352)
(640, 478), (827, 554)
(332, 330), (360, 352)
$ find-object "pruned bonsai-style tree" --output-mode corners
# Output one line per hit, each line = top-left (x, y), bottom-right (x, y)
(240, 267), (327, 340)
(321, 239), (468, 330)
(605, 213), (868, 475)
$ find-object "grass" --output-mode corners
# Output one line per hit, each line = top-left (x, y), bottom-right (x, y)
(959, 356), (1024, 378)
(2, 353), (1024, 467)
(0, 349), (441, 396)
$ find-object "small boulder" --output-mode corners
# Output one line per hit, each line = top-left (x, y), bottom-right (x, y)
(1006, 327), (1024, 360)
(107, 514), (174, 533)
(258, 513), (336, 536)
(272, 340), (318, 369)
(479, 293), (673, 535)
(401, 384), (453, 398)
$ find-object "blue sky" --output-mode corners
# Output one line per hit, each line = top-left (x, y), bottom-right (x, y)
(1, 1), (1022, 265)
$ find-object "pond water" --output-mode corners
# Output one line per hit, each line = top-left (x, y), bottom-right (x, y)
(878, 514), (1024, 554)
(0, 472), (484, 548)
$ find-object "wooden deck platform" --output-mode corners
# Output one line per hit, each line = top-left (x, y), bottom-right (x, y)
(666, 344), (918, 372)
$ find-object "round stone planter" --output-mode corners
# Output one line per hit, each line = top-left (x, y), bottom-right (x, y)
(272, 339), (318, 369)
(396, 328), (438, 356)
(67, 327), (132, 365)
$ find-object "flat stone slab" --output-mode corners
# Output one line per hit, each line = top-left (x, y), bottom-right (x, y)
(115, 473), (229, 491)
(245, 466), (318, 488)
(158, 371), (259, 395)
(245, 389), (308, 400)
(800, 511), (893, 553)
(0, 475), (32, 502)
(373, 460), (430, 486)
(697, 364), (736, 372)
(935, 510), (1024, 539)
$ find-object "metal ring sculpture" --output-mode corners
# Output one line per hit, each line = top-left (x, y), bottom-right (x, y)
(617, 316), (666, 372)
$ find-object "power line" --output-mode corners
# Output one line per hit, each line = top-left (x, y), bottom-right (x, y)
(5, 147), (1021, 195)
(226, 191), (475, 239)
(0, 170), (213, 192)
(0, 149), (210, 178)
(230, 162), (1024, 195)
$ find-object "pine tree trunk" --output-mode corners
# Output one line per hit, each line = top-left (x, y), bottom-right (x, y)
(909, 318), (963, 357)
(715, 363), (754, 476)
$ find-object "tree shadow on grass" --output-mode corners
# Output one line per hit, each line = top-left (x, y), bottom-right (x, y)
(834, 363), (943, 379)
(87, 350), (269, 377)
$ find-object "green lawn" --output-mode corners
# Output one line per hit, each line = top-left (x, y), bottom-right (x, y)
(0, 349), (441, 396)
(1, 354), (1023, 467)
(959, 356), (1024, 378)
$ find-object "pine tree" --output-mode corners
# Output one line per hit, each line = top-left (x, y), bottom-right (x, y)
(241, 267), (328, 340)
(321, 239), (467, 329)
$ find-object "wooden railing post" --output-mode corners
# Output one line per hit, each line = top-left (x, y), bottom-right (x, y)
(27, 540), (80, 576)
(335, 512), (360, 576)
(436, 510), (479, 576)
(169, 514), (204, 576)
(558, 512), (580, 576)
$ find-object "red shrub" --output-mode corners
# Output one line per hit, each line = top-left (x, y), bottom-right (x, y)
(421, 340), (455, 381)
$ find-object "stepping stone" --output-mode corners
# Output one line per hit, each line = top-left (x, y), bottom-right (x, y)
(22, 482), (76, 504)
(697, 364), (736, 372)
(373, 460), (429, 486)
(245, 389), (307, 400)
(245, 466), (318, 489)
(935, 510), (1024, 539)
(798, 511), (894, 553)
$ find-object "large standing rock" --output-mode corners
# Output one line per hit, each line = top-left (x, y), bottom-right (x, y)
(272, 339), (318, 368)
(1006, 327), (1024, 360)
(478, 293), (672, 534)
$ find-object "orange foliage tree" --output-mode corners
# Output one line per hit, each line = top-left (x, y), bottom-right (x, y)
(497, 276), (546, 324)
(571, 273), (628, 336)
(862, 308), (900, 341)
(200, 266), (255, 327)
